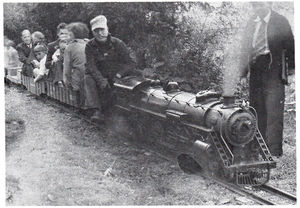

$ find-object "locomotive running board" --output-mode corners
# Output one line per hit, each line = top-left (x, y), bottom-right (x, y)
(113, 83), (135, 90)
(114, 104), (131, 112)
(166, 109), (188, 120)
(129, 105), (166, 119)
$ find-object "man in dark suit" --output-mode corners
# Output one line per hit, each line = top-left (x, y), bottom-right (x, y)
(45, 23), (69, 77)
(239, 2), (294, 157)
(16, 30), (32, 76)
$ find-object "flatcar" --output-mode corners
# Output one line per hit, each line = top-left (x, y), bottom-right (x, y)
(5, 68), (276, 186)
(5, 67), (81, 108)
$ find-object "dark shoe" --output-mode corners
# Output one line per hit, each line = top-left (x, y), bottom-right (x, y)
(272, 152), (283, 158)
(91, 110), (105, 124)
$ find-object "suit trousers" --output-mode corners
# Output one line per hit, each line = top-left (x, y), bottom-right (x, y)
(249, 54), (285, 155)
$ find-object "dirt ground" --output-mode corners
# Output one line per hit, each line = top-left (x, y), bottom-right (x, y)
(5, 84), (296, 206)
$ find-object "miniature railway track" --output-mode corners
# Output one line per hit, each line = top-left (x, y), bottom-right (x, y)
(211, 177), (276, 205)
(258, 184), (297, 203)
(212, 177), (296, 205)
(7, 83), (297, 205)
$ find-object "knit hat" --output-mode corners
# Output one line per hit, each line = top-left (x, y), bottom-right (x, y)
(90, 15), (107, 31)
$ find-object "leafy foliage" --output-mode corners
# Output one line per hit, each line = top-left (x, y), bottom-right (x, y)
(4, 2), (293, 96)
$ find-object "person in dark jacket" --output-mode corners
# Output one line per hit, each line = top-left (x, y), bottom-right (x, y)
(45, 23), (69, 70)
(16, 30), (32, 76)
(46, 22), (69, 81)
(84, 15), (136, 123)
(239, 2), (294, 157)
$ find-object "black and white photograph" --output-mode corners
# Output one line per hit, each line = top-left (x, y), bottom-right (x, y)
(3, 1), (296, 205)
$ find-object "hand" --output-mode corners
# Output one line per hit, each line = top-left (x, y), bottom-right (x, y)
(34, 75), (42, 83)
(31, 60), (40, 68)
(63, 78), (71, 89)
(52, 55), (59, 63)
(65, 82), (72, 89)
(240, 77), (247, 85)
(100, 78), (110, 89)
(116, 73), (122, 79)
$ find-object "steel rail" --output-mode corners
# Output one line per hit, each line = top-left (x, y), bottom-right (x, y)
(210, 177), (275, 205)
(259, 184), (297, 202)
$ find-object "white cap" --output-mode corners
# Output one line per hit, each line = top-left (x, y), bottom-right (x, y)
(90, 15), (107, 31)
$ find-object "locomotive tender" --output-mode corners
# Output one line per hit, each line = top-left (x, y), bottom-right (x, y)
(6, 67), (276, 186)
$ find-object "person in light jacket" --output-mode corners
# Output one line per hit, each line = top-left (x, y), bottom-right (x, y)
(63, 22), (89, 107)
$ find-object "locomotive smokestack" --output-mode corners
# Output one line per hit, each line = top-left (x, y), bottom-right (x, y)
(222, 96), (236, 108)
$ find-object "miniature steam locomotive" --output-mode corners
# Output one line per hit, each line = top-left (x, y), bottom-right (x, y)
(112, 76), (276, 186)
(5, 68), (276, 186)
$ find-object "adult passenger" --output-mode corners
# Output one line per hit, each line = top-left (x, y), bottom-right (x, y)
(46, 23), (69, 70)
(31, 31), (47, 47)
(63, 22), (89, 106)
(4, 39), (21, 68)
(26, 31), (47, 77)
(16, 30), (32, 76)
(239, 2), (294, 157)
(84, 15), (136, 123)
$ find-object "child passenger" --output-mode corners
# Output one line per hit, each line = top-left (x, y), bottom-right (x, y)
(32, 44), (49, 83)
(52, 36), (70, 87)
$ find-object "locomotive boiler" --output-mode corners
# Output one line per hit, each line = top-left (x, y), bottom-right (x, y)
(112, 76), (276, 186)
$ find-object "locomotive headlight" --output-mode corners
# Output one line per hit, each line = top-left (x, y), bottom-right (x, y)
(223, 110), (257, 146)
